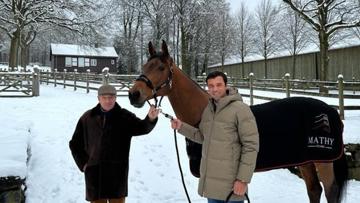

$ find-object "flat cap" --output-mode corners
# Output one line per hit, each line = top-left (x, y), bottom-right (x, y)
(98, 84), (116, 96)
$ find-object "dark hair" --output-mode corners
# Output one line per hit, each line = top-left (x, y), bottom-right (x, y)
(206, 71), (227, 85)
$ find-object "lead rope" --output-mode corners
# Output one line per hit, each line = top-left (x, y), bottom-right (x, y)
(173, 128), (192, 203)
(158, 108), (192, 203)
(146, 101), (192, 203)
(225, 191), (250, 203)
(154, 105), (250, 203)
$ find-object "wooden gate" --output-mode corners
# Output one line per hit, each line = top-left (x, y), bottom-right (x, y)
(0, 71), (39, 97)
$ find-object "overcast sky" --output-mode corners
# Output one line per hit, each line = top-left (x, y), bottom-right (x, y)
(227, 0), (281, 14)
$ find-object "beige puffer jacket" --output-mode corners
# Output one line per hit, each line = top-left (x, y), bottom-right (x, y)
(178, 87), (259, 201)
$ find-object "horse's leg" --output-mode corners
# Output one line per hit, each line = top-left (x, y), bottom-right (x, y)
(315, 162), (338, 203)
(298, 163), (322, 203)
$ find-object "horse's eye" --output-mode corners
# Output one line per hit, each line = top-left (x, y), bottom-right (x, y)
(159, 64), (165, 71)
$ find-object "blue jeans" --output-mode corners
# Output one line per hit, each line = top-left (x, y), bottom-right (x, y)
(207, 198), (244, 203)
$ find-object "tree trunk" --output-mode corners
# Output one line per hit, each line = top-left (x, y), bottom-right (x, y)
(264, 57), (268, 79)
(319, 31), (329, 81)
(9, 30), (20, 71)
(292, 54), (296, 79)
(241, 54), (245, 78)
(203, 53), (208, 74)
(20, 45), (30, 70)
(176, 22), (180, 67)
(221, 53), (225, 72)
(181, 26), (190, 76)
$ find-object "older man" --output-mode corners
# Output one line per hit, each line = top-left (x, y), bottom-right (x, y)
(70, 84), (159, 203)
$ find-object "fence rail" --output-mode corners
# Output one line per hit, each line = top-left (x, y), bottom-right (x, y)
(0, 69), (39, 97)
(4, 68), (360, 119)
(196, 73), (360, 120)
(39, 69), (137, 95)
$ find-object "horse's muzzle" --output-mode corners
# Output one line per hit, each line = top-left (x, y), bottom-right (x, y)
(128, 90), (145, 108)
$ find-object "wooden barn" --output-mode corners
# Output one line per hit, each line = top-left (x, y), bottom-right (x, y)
(50, 44), (118, 73)
(208, 43), (360, 81)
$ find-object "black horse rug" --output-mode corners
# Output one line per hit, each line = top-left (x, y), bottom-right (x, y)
(186, 97), (344, 176)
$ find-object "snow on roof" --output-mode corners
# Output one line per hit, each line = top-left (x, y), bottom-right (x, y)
(209, 39), (360, 68)
(50, 43), (118, 58)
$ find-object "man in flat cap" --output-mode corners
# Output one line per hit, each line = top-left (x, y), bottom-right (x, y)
(69, 84), (159, 203)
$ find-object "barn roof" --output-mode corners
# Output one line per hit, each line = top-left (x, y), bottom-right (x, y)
(50, 43), (118, 58)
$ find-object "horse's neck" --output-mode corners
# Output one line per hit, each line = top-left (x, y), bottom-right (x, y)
(167, 68), (209, 126)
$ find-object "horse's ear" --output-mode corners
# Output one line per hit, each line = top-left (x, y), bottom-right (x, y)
(161, 40), (169, 57)
(148, 41), (156, 57)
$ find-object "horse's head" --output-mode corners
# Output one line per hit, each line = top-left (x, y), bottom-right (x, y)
(128, 40), (174, 108)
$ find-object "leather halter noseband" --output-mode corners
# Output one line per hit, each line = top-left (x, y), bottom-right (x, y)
(135, 65), (173, 107)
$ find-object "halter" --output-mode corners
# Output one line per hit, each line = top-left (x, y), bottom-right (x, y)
(135, 64), (173, 108)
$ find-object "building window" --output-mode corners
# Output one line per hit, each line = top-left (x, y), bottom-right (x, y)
(65, 57), (71, 67)
(91, 59), (97, 66)
(72, 58), (78, 66)
(85, 58), (90, 67)
(78, 57), (84, 67)
(111, 59), (115, 65)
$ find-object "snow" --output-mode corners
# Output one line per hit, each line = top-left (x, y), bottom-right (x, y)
(0, 85), (360, 203)
(50, 44), (118, 58)
(0, 64), (51, 72)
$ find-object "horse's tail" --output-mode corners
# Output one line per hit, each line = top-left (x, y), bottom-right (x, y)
(334, 122), (348, 202)
(334, 150), (348, 202)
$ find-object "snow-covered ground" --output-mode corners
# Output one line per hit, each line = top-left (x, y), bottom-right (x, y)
(1, 85), (359, 203)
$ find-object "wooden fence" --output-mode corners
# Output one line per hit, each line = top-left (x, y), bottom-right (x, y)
(38, 68), (137, 95)
(4, 68), (358, 119)
(196, 73), (360, 120)
(0, 69), (39, 97)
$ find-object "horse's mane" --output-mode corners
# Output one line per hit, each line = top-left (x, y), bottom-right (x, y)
(177, 67), (209, 95)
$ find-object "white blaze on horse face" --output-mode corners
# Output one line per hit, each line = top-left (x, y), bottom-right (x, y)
(207, 76), (227, 101)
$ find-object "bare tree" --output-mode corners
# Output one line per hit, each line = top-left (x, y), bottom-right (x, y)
(170, 0), (231, 77)
(280, 1), (312, 79)
(141, 0), (173, 48)
(171, 0), (194, 76)
(195, 0), (225, 75)
(283, 0), (360, 81)
(353, 27), (360, 40)
(0, 0), (110, 70)
(113, 0), (143, 73)
(215, 3), (234, 72)
(234, 1), (256, 78)
(254, 0), (281, 78)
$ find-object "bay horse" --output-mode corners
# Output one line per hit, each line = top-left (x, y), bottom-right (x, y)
(128, 40), (348, 203)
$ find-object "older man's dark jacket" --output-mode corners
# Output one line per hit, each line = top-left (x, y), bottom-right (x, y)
(69, 103), (157, 201)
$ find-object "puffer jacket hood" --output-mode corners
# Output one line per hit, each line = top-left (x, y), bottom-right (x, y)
(210, 87), (243, 112)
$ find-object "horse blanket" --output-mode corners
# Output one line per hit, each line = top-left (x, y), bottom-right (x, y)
(251, 97), (344, 171)
(186, 97), (344, 176)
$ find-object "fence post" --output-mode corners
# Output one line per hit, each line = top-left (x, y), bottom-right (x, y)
(63, 69), (67, 88)
(39, 70), (42, 85)
(353, 76), (356, 95)
(249, 73), (254, 105)
(285, 73), (290, 98)
(74, 69), (77, 91)
(302, 77), (306, 91)
(338, 74), (344, 120)
(46, 70), (49, 85)
(202, 72), (206, 89)
(54, 69), (57, 87)
(102, 68), (109, 85)
(36, 66), (41, 85)
(86, 69), (90, 93)
(32, 68), (40, 96)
